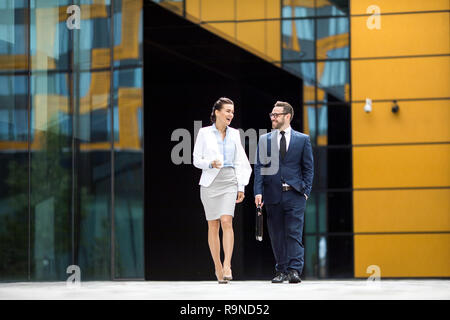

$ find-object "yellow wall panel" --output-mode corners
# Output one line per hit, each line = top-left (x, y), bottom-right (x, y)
(201, 0), (235, 21)
(266, 20), (281, 61)
(266, 0), (281, 19)
(351, 12), (450, 58)
(354, 189), (450, 233)
(204, 23), (235, 41)
(236, 0), (265, 20)
(353, 144), (450, 189)
(351, 0), (449, 15)
(352, 100), (450, 145)
(354, 234), (450, 277)
(236, 22), (266, 56)
(186, 0), (201, 21)
(351, 56), (450, 101)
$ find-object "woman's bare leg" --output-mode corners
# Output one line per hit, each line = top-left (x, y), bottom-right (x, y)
(207, 219), (223, 279)
(220, 215), (234, 277)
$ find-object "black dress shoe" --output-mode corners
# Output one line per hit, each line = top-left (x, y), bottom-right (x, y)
(271, 272), (288, 283)
(287, 270), (301, 283)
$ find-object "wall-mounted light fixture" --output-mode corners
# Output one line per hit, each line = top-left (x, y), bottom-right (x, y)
(364, 98), (372, 113)
(391, 100), (399, 114)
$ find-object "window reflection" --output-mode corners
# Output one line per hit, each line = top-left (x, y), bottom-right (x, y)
(305, 235), (353, 279)
(30, 0), (71, 71)
(282, 17), (315, 61)
(73, 70), (112, 280)
(113, 67), (144, 278)
(31, 72), (72, 280)
(74, 2), (111, 70)
(304, 192), (317, 233)
(283, 62), (315, 85)
(0, 74), (28, 281)
(0, 1), (28, 71)
(114, 0), (143, 67)
(0, 0), (144, 281)
(317, 60), (349, 101)
(316, 1), (349, 16)
(282, 0), (315, 18)
(304, 235), (317, 278)
(316, 18), (349, 60)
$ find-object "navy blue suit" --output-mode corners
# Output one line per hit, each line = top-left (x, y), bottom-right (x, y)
(254, 129), (314, 274)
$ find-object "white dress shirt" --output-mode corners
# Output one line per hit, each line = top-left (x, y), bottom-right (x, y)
(277, 126), (292, 188)
(255, 125), (308, 200)
(193, 125), (252, 193)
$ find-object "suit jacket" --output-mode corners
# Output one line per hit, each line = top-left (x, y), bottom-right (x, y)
(253, 129), (314, 204)
(193, 125), (252, 192)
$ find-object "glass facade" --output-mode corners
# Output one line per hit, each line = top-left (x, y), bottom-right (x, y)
(281, 0), (353, 279)
(0, 0), (143, 281)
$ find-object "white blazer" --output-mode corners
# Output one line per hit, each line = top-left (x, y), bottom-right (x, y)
(193, 125), (252, 192)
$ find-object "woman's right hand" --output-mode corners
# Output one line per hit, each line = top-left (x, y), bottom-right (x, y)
(211, 160), (222, 169)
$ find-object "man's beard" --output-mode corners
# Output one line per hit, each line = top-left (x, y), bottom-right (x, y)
(272, 119), (284, 129)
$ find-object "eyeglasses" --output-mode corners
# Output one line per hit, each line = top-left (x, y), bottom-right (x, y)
(269, 112), (288, 119)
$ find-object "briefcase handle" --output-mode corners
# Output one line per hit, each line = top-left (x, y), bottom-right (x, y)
(255, 205), (263, 241)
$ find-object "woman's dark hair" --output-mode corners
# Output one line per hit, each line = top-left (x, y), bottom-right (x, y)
(210, 97), (234, 124)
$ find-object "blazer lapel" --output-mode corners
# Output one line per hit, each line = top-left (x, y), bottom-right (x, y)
(284, 130), (297, 161)
(207, 126), (220, 156)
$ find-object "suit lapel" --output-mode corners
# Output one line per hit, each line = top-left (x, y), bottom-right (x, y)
(285, 130), (297, 160)
(208, 126), (220, 156)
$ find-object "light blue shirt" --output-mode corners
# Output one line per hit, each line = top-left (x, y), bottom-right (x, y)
(212, 123), (236, 168)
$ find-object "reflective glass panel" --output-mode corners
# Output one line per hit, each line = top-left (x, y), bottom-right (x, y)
(30, 0), (72, 71)
(114, 0), (143, 67)
(73, 70), (112, 280)
(74, 0), (112, 70)
(30, 72), (72, 280)
(316, 17), (349, 60)
(113, 67), (144, 278)
(316, 0), (349, 16)
(0, 0), (28, 72)
(0, 74), (28, 281)
(317, 60), (349, 102)
(282, 18), (315, 61)
(282, 0), (315, 18)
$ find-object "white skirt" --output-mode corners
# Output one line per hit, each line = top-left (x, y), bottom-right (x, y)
(200, 167), (238, 221)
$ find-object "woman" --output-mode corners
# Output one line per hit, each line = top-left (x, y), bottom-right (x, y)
(193, 97), (252, 283)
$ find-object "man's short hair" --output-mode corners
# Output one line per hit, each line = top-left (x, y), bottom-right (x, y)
(275, 101), (293, 120)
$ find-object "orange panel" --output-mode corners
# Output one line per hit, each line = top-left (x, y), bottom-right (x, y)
(352, 100), (450, 145)
(351, 12), (450, 58)
(236, 21), (266, 57)
(266, 20), (281, 61)
(351, 0), (449, 15)
(353, 144), (450, 189)
(354, 234), (450, 277)
(354, 189), (450, 233)
(351, 56), (450, 101)
(236, 0), (265, 20)
(201, 0), (235, 21)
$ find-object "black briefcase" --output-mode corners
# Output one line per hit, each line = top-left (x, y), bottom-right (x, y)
(255, 205), (263, 241)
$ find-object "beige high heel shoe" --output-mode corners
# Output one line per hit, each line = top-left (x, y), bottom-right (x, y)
(215, 270), (228, 284)
(223, 267), (232, 281)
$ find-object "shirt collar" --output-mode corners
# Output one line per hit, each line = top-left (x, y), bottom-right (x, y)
(277, 125), (291, 136)
(212, 123), (229, 133)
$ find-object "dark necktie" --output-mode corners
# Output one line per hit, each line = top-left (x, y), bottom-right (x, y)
(280, 130), (286, 160)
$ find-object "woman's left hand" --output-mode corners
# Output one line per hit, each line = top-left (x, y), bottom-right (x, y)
(236, 191), (245, 203)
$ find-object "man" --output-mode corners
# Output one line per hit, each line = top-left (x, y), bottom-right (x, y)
(254, 101), (314, 283)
